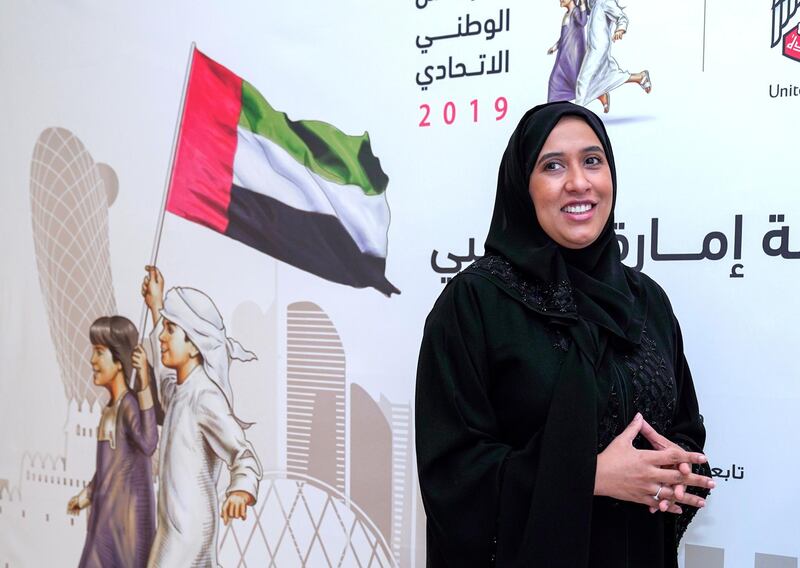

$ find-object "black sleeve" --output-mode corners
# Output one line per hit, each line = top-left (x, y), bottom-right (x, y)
(666, 315), (712, 543)
(415, 278), (547, 567)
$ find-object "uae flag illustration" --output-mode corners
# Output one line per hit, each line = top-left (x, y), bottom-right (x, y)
(166, 48), (399, 295)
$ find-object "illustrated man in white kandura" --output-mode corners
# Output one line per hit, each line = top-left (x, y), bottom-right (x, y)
(573, 0), (651, 112)
(142, 265), (262, 567)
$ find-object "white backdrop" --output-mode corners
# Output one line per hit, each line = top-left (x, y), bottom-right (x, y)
(1, 1), (799, 566)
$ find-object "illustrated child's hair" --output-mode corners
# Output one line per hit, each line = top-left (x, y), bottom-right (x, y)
(89, 316), (139, 381)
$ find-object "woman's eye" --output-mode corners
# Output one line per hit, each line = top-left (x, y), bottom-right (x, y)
(585, 156), (602, 166)
(544, 161), (562, 171)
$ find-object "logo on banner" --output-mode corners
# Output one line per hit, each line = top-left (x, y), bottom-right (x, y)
(771, 0), (800, 61)
(783, 25), (800, 60)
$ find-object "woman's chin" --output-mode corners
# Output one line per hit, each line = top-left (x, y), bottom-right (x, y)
(557, 233), (601, 250)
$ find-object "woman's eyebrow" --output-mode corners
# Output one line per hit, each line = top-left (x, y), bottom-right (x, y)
(536, 151), (564, 166)
(536, 146), (605, 167)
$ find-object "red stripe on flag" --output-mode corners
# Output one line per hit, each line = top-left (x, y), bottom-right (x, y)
(166, 49), (242, 233)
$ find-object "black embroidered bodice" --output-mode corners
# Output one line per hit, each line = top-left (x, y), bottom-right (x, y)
(596, 327), (677, 451)
(464, 255), (707, 545)
(465, 255), (574, 351)
(466, 256), (678, 448)
(466, 255), (577, 316)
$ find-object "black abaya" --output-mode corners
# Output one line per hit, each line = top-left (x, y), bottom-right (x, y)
(416, 257), (707, 567)
(415, 102), (710, 567)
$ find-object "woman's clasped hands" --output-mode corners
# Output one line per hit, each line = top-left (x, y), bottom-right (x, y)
(594, 413), (715, 514)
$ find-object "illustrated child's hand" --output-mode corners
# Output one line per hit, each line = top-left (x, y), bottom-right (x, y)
(221, 491), (254, 525)
(613, 28), (625, 41)
(142, 265), (165, 320)
(67, 495), (81, 516)
(132, 345), (150, 390)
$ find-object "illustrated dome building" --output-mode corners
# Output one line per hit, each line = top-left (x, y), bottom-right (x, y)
(218, 472), (396, 567)
(29, 127), (118, 407)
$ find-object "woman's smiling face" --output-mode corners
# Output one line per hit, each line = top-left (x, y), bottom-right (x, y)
(527, 116), (613, 249)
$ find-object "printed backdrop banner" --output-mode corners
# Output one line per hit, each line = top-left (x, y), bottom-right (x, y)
(1, 1), (798, 567)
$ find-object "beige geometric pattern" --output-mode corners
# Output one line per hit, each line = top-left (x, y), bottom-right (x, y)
(218, 471), (396, 567)
(29, 128), (117, 406)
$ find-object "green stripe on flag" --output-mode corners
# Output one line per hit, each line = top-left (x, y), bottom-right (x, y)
(239, 81), (388, 195)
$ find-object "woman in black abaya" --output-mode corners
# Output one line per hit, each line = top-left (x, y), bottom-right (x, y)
(415, 102), (714, 567)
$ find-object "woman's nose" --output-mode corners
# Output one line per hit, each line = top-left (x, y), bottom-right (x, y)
(564, 167), (591, 192)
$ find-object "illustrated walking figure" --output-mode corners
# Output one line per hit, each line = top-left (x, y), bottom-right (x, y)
(141, 266), (263, 567)
(547, 0), (590, 103)
(566, 0), (651, 112)
(67, 316), (158, 568)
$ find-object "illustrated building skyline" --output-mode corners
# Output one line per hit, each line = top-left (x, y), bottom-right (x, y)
(25, 127), (116, 504)
(380, 396), (415, 566)
(285, 301), (346, 493)
(0, 129), (119, 567)
(351, 384), (392, 541)
(29, 127), (118, 408)
(283, 299), (424, 566)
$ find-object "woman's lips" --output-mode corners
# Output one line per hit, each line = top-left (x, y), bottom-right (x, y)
(560, 202), (597, 221)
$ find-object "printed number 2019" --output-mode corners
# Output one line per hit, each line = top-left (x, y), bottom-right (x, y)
(419, 97), (508, 127)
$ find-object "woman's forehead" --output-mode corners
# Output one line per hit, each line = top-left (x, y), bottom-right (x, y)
(545, 116), (601, 142)
(520, 109), (608, 165)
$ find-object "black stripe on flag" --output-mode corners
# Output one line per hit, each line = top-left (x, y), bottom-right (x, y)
(226, 184), (400, 295)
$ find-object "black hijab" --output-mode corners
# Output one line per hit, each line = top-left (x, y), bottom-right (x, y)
(484, 102), (648, 566)
(485, 101), (645, 343)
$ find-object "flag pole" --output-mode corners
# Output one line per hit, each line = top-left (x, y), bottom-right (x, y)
(132, 41), (196, 386)
(148, 41), (197, 272)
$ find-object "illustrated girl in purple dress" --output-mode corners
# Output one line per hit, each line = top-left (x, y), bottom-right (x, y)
(547, 1), (590, 101)
(66, 316), (158, 568)
(546, 0), (612, 112)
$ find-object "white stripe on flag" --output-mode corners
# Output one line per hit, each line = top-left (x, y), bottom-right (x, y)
(232, 127), (389, 258)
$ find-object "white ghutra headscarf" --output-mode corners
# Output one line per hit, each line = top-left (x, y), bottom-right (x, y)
(161, 287), (256, 427)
